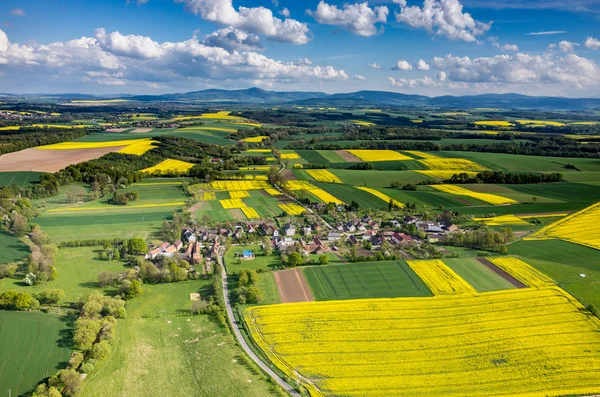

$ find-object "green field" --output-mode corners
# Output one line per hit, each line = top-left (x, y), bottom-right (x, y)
(443, 257), (517, 292)
(0, 311), (72, 396)
(446, 201), (592, 216)
(224, 245), (281, 272)
(303, 261), (433, 300)
(0, 171), (44, 187)
(0, 231), (30, 264)
(508, 183), (600, 203)
(257, 272), (281, 305)
(78, 281), (280, 397)
(330, 169), (430, 187)
(0, 247), (127, 304)
(75, 182), (187, 210)
(509, 239), (600, 308)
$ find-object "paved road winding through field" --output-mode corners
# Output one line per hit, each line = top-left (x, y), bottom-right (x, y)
(218, 254), (302, 397)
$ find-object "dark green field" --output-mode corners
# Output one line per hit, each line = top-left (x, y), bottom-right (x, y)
(509, 183), (600, 203)
(0, 311), (72, 396)
(303, 261), (433, 300)
(0, 171), (44, 187)
(447, 202), (592, 216)
(443, 257), (517, 292)
(330, 169), (430, 187)
(509, 239), (600, 308)
(0, 231), (30, 264)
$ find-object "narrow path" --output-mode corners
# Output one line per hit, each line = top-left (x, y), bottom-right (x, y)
(217, 253), (302, 397)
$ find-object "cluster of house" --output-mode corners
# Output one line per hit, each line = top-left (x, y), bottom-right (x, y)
(0, 110), (56, 120)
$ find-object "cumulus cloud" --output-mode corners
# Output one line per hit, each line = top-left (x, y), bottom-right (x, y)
(10, 9), (26, 16)
(394, 0), (491, 42)
(489, 37), (518, 51)
(429, 52), (600, 88)
(203, 26), (262, 51)
(388, 75), (441, 88)
(0, 28), (348, 88)
(558, 40), (578, 53)
(354, 74), (367, 80)
(392, 59), (412, 70)
(279, 8), (290, 17)
(368, 62), (381, 69)
(306, 1), (389, 36)
(416, 59), (430, 70)
(176, 0), (310, 44)
(585, 37), (600, 49)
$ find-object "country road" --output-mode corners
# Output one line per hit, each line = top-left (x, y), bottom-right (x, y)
(217, 254), (302, 397)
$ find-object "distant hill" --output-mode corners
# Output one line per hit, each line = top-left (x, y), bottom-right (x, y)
(4, 88), (600, 110)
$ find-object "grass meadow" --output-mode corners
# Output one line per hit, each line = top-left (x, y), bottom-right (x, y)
(442, 257), (517, 292)
(0, 311), (72, 397)
(0, 231), (30, 264)
(0, 171), (44, 187)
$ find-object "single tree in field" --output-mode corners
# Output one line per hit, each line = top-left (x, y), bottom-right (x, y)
(287, 252), (302, 267)
(532, 196), (538, 204)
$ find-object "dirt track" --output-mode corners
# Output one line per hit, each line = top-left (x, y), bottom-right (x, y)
(0, 146), (125, 173)
(476, 257), (527, 288)
(335, 150), (362, 162)
(274, 268), (315, 303)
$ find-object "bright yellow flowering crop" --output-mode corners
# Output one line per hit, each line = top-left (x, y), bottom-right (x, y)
(474, 120), (514, 127)
(241, 207), (260, 219)
(238, 165), (272, 171)
(118, 139), (158, 155)
(278, 203), (306, 216)
(37, 138), (157, 156)
(210, 180), (270, 191)
(247, 149), (271, 153)
(404, 150), (441, 159)
(242, 136), (268, 143)
(473, 214), (532, 226)
(416, 170), (479, 179)
(419, 158), (487, 171)
(351, 120), (375, 126)
(280, 153), (300, 160)
(285, 180), (317, 191)
(528, 202), (600, 250)
(141, 159), (194, 174)
(219, 199), (247, 209)
(309, 189), (344, 205)
(516, 119), (566, 127)
(229, 190), (250, 199)
(487, 257), (555, 288)
(265, 188), (281, 196)
(306, 169), (342, 183)
(244, 287), (600, 397)
(406, 260), (476, 295)
(355, 186), (403, 208)
(203, 192), (216, 201)
(346, 150), (412, 162)
(431, 184), (517, 205)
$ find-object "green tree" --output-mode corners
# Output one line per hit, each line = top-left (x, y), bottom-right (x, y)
(287, 252), (302, 267)
(127, 238), (147, 255)
(318, 255), (329, 265)
(38, 289), (65, 305)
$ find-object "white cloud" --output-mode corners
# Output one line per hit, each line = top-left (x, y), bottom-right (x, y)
(430, 52), (600, 88)
(203, 26), (262, 51)
(558, 40), (578, 53)
(392, 59), (412, 70)
(306, 1), (389, 36)
(388, 75), (440, 88)
(296, 58), (312, 65)
(279, 8), (290, 17)
(394, 0), (491, 42)
(416, 58), (430, 70)
(0, 28), (348, 88)
(10, 9), (26, 16)
(176, 0), (310, 44)
(584, 36), (600, 49)
(271, 0), (279, 6)
(489, 37), (518, 51)
(368, 62), (381, 69)
(527, 31), (566, 36)
(354, 74), (367, 80)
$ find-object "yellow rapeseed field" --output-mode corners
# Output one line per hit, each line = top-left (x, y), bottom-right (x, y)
(242, 136), (268, 143)
(171, 111), (243, 121)
(278, 203), (306, 216)
(203, 192), (216, 201)
(474, 120), (514, 127)
(351, 120), (375, 126)
(37, 138), (158, 156)
(416, 170), (479, 180)
(219, 199), (247, 209)
(309, 189), (345, 205)
(407, 260), (477, 295)
(285, 181), (317, 191)
(346, 150), (412, 162)
(431, 184), (517, 205)
(487, 257), (555, 288)
(0, 126), (21, 131)
(247, 149), (271, 153)
(140, 159), (194, 174)
(244, 287), (600, 397)
(473, 214), (532, 226)
(306, 169), (342, 184)
(241, 207), (260, 219)
(528, 202), (600, 250)
(515, 119), (566, 127)
(280, 153), (300, 160)
(419, 158), (487, 171)
(229, 190), (250, 199)
(178, 126), (238, 133)
(210, 180), (270, 191)
(118, 139), (158, 155)
(31, 124), (87, 129)
(265, 188), (281, 196)
(404, 150), (440, 159)
(355, 186), (403, 208)
(239, 165), (273, 171)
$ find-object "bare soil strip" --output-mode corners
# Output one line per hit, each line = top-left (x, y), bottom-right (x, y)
(282, 169), (296, 180)
(274, 268), (315, 303)
(229, 208), (246, 220)
(276, 195), (295, 204)
(0, 146), (126, 173)
(105, 128), (128, 133)
(187, 201), (205, 213)
(131, 128), (153, 133)
(335, 150), (362, 162)
(476, 257), (527, 288)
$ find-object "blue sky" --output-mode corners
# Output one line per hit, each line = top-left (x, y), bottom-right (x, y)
(0, 0), (599, 96)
